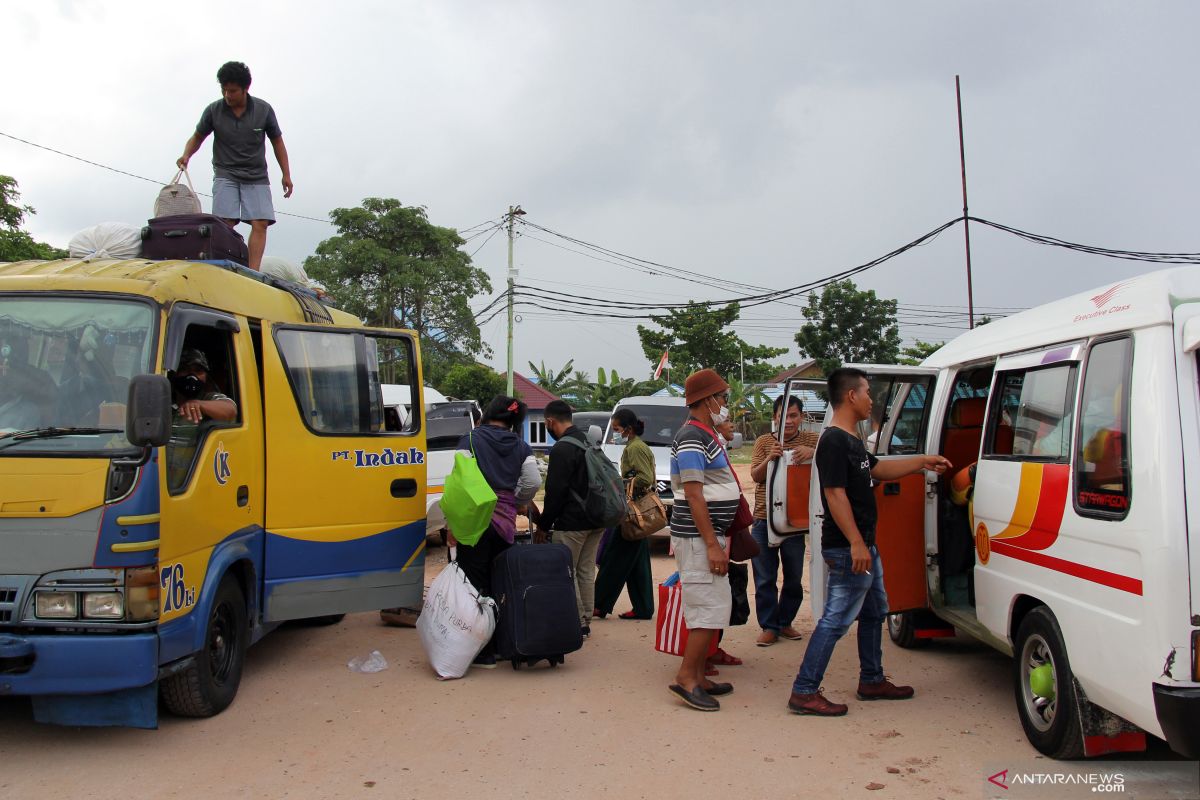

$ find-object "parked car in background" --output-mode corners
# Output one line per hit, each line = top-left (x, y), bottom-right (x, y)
(424, 415), (475, 542)
(427, 400), (481, 422)
(573, 411), (612, 443)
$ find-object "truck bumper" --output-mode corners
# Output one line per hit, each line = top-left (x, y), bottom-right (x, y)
(0, 631), (157, 696)
(1153, 683), (1200, 758)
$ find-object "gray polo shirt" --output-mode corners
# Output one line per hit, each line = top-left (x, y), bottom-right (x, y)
(195, 95), (281, 184)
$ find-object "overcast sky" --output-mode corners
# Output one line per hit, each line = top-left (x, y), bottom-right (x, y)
(5, 1), (1198, 380)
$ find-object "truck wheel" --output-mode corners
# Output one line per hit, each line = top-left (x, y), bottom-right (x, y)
(886, 612), (928, 649)
(1013, 606), (1084, 758)
(161, 575), (248, 718)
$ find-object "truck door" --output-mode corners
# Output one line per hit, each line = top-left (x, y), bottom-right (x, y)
(261, 324), (426, 622)
(808, 366), (937, 617)
(157, 307), (266, 627)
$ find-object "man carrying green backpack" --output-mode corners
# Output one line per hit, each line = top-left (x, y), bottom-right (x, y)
(534, 400), (627, 638)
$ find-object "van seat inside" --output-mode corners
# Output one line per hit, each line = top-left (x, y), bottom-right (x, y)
(941, 397), (986, 473)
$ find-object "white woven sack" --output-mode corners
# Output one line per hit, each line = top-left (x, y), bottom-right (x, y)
(68, 222), (143, 260)
(260, 256), (311, 285)
(154, 169), (202, 217)
(416, 561), (496, 680)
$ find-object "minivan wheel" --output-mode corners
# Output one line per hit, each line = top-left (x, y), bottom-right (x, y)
(1013, 606), (1084, 759)
(886, 612), (928, 649)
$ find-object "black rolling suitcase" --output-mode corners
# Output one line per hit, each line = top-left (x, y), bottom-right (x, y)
(491, 542), (583, 669)
(141, 214), (249, 264)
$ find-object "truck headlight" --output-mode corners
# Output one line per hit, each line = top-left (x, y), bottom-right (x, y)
(83, 592), (125, 619)
(35, 591), (78, 619)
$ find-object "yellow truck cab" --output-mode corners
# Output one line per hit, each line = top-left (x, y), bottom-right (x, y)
(0, 258), (427, 727)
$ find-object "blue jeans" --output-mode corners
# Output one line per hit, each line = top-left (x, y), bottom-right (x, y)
(792, 546), (889, 694)
(749, 519), (806, 632)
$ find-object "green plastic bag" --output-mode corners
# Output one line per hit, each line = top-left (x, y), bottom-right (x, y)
(440, 431), (497, 547)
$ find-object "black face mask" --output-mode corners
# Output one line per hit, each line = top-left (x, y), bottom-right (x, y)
(173, 373), (204, 400)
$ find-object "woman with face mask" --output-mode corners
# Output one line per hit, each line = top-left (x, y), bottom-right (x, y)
(592, 408), (656, 620)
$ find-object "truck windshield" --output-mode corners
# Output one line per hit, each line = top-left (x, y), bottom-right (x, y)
(0, 296), (155, 453)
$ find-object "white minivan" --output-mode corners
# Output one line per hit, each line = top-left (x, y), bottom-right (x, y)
(771, 268), (1200, 759)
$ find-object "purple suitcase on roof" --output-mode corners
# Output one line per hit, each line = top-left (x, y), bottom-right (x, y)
(141, 214), (249, 264)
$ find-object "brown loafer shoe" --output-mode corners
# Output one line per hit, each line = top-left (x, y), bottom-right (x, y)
(779, 626), (804, 641)
(756, 630), (778, 647)
(787, 690), (848, 717)
(856, 679), (915, 701)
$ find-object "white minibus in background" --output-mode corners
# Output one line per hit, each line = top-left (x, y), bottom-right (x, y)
(772, 268), (1200, 759)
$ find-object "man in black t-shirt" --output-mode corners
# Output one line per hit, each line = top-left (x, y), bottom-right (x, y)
(787, 368), (950, 717)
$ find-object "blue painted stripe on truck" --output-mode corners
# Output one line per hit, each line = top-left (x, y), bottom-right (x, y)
(93, 458), (161, 569)
(262, 519), (427, 579)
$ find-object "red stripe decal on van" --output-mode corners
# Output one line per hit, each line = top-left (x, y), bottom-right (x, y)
(989, 540), (1143, 596)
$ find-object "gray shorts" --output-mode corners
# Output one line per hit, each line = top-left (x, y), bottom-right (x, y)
(672, 535), (730, 630)
(212, 176), (275, 224)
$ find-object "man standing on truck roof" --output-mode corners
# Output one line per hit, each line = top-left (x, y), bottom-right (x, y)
(787, 367), (951, 717)
(177, 61), (293, 271)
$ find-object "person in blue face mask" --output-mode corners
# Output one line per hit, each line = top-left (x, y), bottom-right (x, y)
(593, 408), (656, 620)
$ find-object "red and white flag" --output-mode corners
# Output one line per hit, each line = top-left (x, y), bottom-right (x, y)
(653, 350), (670, 380)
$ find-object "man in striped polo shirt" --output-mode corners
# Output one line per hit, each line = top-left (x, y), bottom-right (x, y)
(667, 368), (741, 712)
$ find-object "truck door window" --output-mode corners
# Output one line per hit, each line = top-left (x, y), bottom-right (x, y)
(166, 324), (242, 493)
(1074, 336), (1132, 518)
(275, 328), (418, 435)
(985, 364), (1077, 461)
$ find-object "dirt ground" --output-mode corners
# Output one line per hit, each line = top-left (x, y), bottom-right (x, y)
(0, 469), (1181, 799)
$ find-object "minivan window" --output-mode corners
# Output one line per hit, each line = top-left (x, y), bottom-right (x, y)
(986, 364), (1077, 460)
(1074, 337), (1132, 518)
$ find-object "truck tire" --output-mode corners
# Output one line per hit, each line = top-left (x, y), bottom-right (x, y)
(1013, 606), (1084, 759)
(161, 575), (248, 717)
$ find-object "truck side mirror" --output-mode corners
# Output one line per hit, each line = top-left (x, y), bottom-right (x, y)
(126, 374), (173, 448)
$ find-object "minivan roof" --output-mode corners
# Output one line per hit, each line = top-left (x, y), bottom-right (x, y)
(926, 266), (1200, 368)
(615, 395), (685, 408)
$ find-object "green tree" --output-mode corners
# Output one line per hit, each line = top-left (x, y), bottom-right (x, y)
(0, 176), (68, 262)
(438, 363), (507, 407)
(304, 198), (492, 387)
(637, 302), (787, 383)
(898, 339), (944, 366)
(527, 359), (575, 395)
(794, 280), (901, 376)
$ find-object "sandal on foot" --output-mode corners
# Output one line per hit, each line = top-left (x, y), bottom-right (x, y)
(707, 648), (743, 667)
(704, 666), (720, 677)
(619, 610), (651, 620)
(668, 684), (720, 711)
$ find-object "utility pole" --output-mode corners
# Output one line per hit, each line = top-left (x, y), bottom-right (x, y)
(505, 205), (524, 396)
(956, 75), (976, 329)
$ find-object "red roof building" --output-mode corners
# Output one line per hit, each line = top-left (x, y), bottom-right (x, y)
(503, 372), (561, 410)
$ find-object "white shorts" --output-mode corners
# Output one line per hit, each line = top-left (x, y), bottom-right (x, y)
(672, 535), (731, 630)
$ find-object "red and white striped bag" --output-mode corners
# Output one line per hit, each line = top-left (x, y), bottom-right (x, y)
(654, 573), (718, 656)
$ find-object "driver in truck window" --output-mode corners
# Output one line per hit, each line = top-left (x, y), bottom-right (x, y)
(167, 348), (237, 487)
